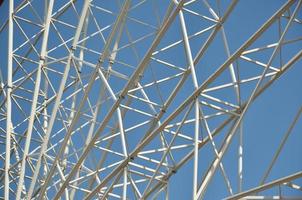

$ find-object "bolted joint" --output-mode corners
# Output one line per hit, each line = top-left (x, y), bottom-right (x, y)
(39, 56), (45, 61)
(109, 57), (114, 65)
(119, 94), (125, 100)
(194, 94), (200, 100)
(237, 106), (243, 114)
(98, 57), (104, 64)
(216, 19), (223, 27)
(70, 45), (76, 51)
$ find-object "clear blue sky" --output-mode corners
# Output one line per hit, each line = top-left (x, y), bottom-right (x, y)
(0, 0), (301, 199)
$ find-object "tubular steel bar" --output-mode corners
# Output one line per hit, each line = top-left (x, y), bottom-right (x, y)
(5, 0), (14, 199)
(177, 7), (200, 200)
(0, 0), (301, 199)
(260, 104), (302, 185)
(225, 171), (302, 200)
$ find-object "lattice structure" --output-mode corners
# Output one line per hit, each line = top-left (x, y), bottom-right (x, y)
(0, 0), (302, 199)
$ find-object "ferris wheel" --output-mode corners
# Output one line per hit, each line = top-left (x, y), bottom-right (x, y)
(0, 0), (302, 199)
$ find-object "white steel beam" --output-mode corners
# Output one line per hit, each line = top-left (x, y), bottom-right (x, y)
(68, 10), (90, 200)
(237, 196), (302, 200)
(85, 15), (127, 190)
(15, 1), (55, 199)
(177, 7), (200, 200)
(5, 1), (14, 199)
(225, 171), (302, 200)
(260, 105), (302, 185)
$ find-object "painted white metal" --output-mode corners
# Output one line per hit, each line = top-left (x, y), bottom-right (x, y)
(225, 171), (302, 200)
(0, 0), (301, 199)
(5, 1), (14, 200)
(178, 8), (200, 200)
(55, 1), (187, 199)
(260, 105), (302, 185)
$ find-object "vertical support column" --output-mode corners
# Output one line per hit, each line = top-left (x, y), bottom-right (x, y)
(42, 1), (49, 182)
(5, 0), (14, 199)
(238, 122), (243, 192)
(69, 11), (90, 200)
(122, 167), (128, 200)
(27, 1), (91, 199)
(178, 9), (200, 200)
(193, 100), (200, 200)
(15, 1), (55, 199)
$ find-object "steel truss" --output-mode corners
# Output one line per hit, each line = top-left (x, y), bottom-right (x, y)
(0, 0), (302, 199)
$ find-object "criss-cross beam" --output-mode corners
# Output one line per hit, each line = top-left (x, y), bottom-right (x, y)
(52, 1), (187, 199)
(26, 1), (92, 199)
(37, 0), (133, 199)
(83, 0), (238, 193)
(143, 46), (302, 199)
(196, 1), (301, 199)
(82, 1), (298, 199)
(81, 1), (239, 198)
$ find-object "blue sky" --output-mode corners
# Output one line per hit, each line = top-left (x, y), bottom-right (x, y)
(0, 0), (301, 199)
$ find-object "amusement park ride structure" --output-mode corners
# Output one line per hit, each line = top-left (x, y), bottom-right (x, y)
(0, 0), (302, 199)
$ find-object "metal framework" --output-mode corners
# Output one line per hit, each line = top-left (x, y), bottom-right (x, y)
(0, 0), (301, 199)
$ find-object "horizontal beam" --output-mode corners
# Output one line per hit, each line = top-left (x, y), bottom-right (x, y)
(225, 171), (302, 200)
(239, 196), (302, 200)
